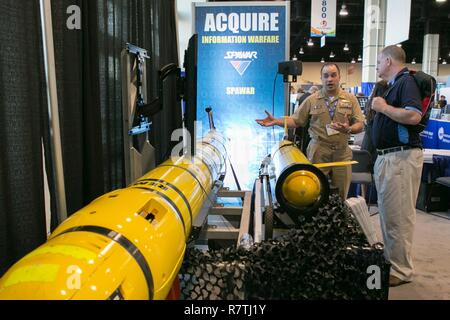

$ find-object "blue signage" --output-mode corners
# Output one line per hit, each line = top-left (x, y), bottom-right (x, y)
(421, 119), (450, 150)
(437, 120), (450, 150)
(421, 119), (438, 149)
(194, 2), (289, 189)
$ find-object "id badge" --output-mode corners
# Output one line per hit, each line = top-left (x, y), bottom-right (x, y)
(326, 124), (339, 136)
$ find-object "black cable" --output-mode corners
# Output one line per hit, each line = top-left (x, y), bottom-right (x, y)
(228, 155), (241, 191)
(269, 72), (280, 153)
(272, 72), (279, 117)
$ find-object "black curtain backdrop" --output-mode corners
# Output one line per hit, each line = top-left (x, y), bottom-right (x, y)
(51, 0), (180, 217)
(0, 0), (179, 275)
(51, 0), (104, 219)
(0, 1), (48, 275)
(146, 1), (182, 165)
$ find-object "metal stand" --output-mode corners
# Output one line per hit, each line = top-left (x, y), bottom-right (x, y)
(193, 187), (253, 249)
(39, 0), (67, 222)
(189, 176), (298, 250)
(121, 44), (155, 185)
(255, 176), (297, 240)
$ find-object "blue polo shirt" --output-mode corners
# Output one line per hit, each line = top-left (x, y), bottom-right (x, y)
(371, 68), (423, 150)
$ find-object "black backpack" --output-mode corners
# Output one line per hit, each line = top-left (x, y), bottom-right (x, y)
(409, 70), (436, 133)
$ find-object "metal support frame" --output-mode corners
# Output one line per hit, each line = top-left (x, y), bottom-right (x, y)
(253, 179), (263, 243)
(121, 44), (155, 185)
(193, 160), (332, 249)
(194, 187), (253, 248)
(192, 178), (224, 230)
(191, 175), (299, 249)
(39, 0), (67, 222)
(256, 176), (296, 240)
(237, 191), (252, 246)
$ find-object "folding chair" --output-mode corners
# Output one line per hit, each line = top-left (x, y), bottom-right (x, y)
(351, 149), (377, 215)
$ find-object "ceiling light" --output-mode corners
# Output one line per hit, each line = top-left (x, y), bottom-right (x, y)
(307, 38), (314, 46)
(411, 58), (416, 64)
(357, 55), (362, 62)
(436, 0), (446, 3)
(343, 43), (349, 51)
(321, 57), (325, 63)
(443, 59), (448, 65)
(351, 58), (356, 64)
(299, 47), (304, 55)
(292, 55), (298, 61)
(329, 51), (335, 58)
(339, 4), (349, 16)
(396, 43), (402, 47)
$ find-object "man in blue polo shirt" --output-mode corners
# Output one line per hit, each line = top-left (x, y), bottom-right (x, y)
(371, 45), (423, 287)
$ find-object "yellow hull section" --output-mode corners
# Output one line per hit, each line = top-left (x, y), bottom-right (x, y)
(0, 131), (226, 300)
(272, 140), (356, 212)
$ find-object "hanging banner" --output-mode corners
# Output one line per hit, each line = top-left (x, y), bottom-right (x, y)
(385, 0), (411, 46)
(194, 1), (289, 189)
(320, 35), (326, 47)
(311, 0), (336, 37)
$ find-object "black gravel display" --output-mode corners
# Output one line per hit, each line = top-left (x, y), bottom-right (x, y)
(179, 194), (390, 300)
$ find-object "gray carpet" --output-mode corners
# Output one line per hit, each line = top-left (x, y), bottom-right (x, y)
(427, 211), (450, 221)
(370, 208), (450, 300)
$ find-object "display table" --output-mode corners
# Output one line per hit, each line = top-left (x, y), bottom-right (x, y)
(423, 149), (450, 164)
(421, 119), (450, 150)
(418, 152), (450, 213)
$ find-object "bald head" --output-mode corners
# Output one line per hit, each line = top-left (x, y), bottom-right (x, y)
(380, 45), (406, 64)
(377, 45), (407, 81)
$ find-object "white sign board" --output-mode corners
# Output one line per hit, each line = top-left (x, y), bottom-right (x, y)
(385, 0), (411, 46)
(311, 0), (336, 37)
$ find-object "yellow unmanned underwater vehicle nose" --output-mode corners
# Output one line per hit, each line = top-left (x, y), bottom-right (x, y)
(271, 117), (356, 216)
(0, 130), (227, 300)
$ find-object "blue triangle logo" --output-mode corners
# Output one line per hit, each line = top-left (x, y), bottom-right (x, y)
(230, 60), (252, 76)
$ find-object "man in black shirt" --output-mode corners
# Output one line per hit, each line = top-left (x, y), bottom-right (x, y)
(439, 95), (447, 109)
(371, 45), (423, 287)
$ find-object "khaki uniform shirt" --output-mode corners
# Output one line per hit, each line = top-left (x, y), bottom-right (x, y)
(290, 89), (365, 148)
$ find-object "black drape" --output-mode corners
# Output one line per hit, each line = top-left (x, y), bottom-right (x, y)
(0, 0), (180, 275)
(0, 1), (48, 275)
(146, 0), (181, 165)
(51, 0), (180, 217)
(51, 0), (104, 218)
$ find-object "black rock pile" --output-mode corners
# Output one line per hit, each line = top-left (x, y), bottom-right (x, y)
(179, 194), (390, 300)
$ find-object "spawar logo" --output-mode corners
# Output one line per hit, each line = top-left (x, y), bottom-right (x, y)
(224, 51), (258, 76)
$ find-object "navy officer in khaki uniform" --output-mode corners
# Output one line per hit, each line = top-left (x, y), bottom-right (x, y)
(256, 63), (365, 200)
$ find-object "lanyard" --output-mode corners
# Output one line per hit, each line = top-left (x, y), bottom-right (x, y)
(325, 98), (339, 120)
(382, 71), (409, 99)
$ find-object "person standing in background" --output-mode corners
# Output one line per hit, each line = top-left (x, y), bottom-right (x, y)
(361, 81), (388, 164)
(359, 80), (388, 202)
(438, 95), (447, 109)
(296, 86), (319, 108)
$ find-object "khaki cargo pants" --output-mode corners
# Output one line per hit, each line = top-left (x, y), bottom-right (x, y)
(307, 141), (352, 200)
(373, 148), (423, 281)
